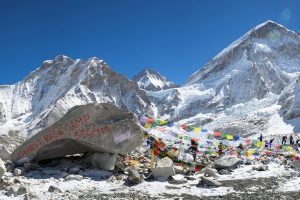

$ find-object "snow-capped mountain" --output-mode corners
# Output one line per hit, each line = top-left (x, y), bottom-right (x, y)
(149, 20), (300, 135)
(0, 55), (153, 137)
(132, 68), (178, 91)
(1, 20), (300, 137)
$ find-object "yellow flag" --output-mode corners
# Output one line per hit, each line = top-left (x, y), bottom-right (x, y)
(194, 127), (201, 133)
(159, 120), (168, 126)
(257, 141), (263, 148)
(226, 134), (233, 140)
(145, 123), (152, 129)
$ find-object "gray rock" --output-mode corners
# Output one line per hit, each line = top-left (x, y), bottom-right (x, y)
(127, 169), (142, 184)
(214, 156), (241, 170)
(293, 160), (300, 169)
(5, 160), (15, 172)
(107, 175), (116, 182)
(217, 169), (231, 175)
(152, 157), (175, 178)
(85, 152), (116, 171)
(169, 174), (187, 184)
(14, 168), (22, 176)
(174, 166), (185, 174)
(252, 164), (268, 171)
(11, 103), (144, 164)
(0, 158), (6, 178)
(199, 176), (222, 187)
(48, 185), (62, 193)
(64, 174), (83, 181)
(204, 167), (218, 177)
(0, 144), (11, 160)
(6, 184), (28, 196)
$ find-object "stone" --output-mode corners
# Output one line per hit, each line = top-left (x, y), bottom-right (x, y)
(204, 167), (218, 177)
(217, 169), (231, 175)
(107, 175), (116, 182)
(5, 160), (15, 172)
(168, 174), (188, 184)
(252, 164), (268, 171)
(0, 158), (6, 178)
(198, 176), (222, 187)
(152, 157), (175, 178)
(127, 169), (142, 184)
(64, 174), (83, 181)
(0, 144), (12, 160)
(68, 167), (80, 174)
(174, 166), (185, 174)
(293, 160), (300, 169)
(85, 152), (117, 171)
(116, 175), (123, 180)
(214, 156), (241, 170)
(48, 185), (62, 193)
(14, 168), (22, 176)
(6, 184), (28, 196)
(11, 103), (144, 164)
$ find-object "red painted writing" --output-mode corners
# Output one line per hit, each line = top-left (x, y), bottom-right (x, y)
(44, 128), (64, 143)
(17, 141), (39, 159)
(73, 125), (110, 140)
(69, 114), (90, 130)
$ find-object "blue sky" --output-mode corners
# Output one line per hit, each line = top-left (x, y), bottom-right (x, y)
(0, 0), (299, 85)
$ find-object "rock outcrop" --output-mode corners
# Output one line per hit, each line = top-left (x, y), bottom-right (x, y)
(11, 103), (144, 164)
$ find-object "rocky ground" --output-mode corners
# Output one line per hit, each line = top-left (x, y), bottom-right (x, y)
(0, 154), (299, 200)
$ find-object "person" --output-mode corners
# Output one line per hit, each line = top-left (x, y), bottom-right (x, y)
(264, 140), (269, 148)
(259, 134), (263, 142)
(270, 138), (274, 148)
(189, 138), (198, 161)
(237, 143), (244, 158)
(218, 142), (223, 157)
(296, 138), (300, 147)
(282, 135), (287, 145)
(290, 135), (294, 146)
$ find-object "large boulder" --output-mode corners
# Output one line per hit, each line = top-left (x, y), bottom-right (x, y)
(11, 103), (144, 164)
(152, 157), (175, 178)
(214, 156), (241, 170)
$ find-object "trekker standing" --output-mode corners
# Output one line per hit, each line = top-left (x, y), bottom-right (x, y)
(282, 135), (287, 145)
(189, 138), (198, 162)
(259, 134), (263, 142)
(218, 142), (223, 157)
(237, 143), (244, 158)
(270, 138), (274, 148)
(290, 135), (294, 146)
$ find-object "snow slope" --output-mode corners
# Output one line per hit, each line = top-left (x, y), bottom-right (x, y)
(0, 56), (153, 137)
(149, 21), (300, 135)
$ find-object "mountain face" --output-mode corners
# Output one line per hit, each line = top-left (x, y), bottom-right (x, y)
(149, 21), (300, 135)
(0, 56), (153, 137)
(132, 68), (178, 91)
(1, 20), (300, 138)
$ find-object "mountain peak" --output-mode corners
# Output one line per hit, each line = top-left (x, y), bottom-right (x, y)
(132, 68), (178, 91)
